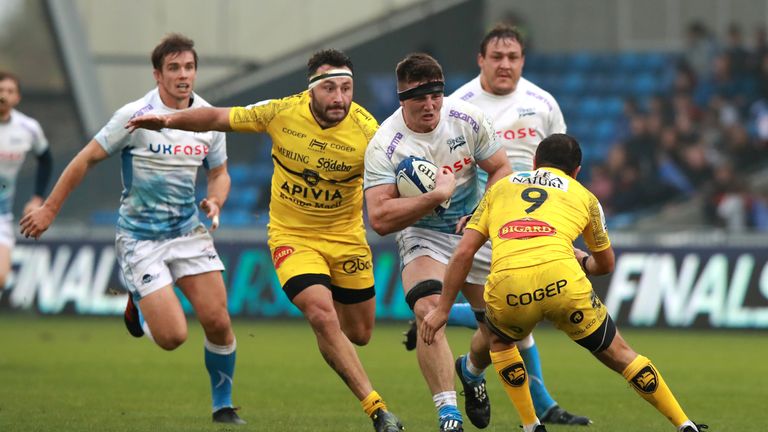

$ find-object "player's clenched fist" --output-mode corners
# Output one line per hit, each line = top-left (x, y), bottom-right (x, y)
(19, 204), (56, 239)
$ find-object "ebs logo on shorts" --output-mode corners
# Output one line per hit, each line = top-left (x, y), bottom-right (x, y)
(342, 255), (372, 274)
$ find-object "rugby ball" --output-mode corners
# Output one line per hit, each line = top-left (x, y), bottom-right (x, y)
(395, 156), (451, 215)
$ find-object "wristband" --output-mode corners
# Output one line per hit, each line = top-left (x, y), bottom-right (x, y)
(581, 255), (590, 275)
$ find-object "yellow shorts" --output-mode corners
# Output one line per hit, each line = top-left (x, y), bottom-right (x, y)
(268, 228), (374, 303)
(484, 258), (607, 342)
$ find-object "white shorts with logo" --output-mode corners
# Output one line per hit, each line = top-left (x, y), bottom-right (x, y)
(396, 226), (491, 285)
(115, 224), (225, 300)
(0, 214), (14, 248)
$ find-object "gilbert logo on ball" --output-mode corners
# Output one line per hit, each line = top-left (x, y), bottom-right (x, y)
(395, 155), (451, 215)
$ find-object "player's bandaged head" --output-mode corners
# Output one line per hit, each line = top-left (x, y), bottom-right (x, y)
(397, 80), (445, 101)
(308, 69), (353, 90)
(396, 53), (444, 100)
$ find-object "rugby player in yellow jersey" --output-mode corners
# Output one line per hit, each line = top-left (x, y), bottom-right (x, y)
(421, 134), (707, 432)
(126, 49), (404, 432)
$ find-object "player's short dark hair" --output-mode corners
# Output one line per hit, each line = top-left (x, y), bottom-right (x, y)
(480, 24), (526, 56)
(307, 49), (354, 77)
(0, 70), (20, 91)
(396, 53), (443, 87)
(151, 33), (198, 71)
(534, 133), (582, 174)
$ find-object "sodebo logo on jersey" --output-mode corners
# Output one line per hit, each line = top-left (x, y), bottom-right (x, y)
(148, 143), (208, 156)
(497, 128), (537, 141)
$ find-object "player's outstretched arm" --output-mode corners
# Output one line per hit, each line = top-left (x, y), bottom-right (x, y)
(200, 162), (230, 231)
(19, 140), (108, 239)
(421, 228), (487, 345)
(126, 107), (233, 133)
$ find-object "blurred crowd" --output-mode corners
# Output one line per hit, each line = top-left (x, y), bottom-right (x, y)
(588, 21), (768, 231)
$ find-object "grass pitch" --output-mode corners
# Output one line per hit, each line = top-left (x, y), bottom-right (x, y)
(0, 314), (761, 431)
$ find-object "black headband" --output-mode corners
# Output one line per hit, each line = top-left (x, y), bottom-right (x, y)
(397, 81), (445, 101)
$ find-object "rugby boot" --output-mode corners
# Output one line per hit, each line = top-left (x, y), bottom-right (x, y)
(439, 414), (463, 432)
(403, 320), (417, 351)
(540, 404), (591, 425)
(455, 355), (490, 428)
(212, 407), (246, 424)
(123, 296), (144, 338)
(371, 408), (404, 432)
(681, 424), (709, 432)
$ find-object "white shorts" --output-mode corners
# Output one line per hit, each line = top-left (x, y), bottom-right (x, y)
(115, 224), (225, 300)
(0, 214), (15, 248)
(395, 226), (491, 285)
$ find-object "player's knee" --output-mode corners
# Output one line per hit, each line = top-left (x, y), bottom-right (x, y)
(155, 330), (187, 351)
(406, 279), (442, 320)
(304, 303), (340, 335)
(343, 323), (373, 346)
(201, 311), (232, 338)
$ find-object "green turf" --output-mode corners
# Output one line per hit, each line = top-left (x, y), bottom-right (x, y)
(0, 314), (761, 431)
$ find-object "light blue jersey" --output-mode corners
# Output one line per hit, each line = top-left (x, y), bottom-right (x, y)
(364, 98), (500, 233)
(94, 88), (226, 240)
(450, 76), (566, 187)
(0, 109), (49, 215)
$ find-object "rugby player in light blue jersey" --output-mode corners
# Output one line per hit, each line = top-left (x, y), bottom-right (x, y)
(0, 71), (53, 290)
(364, 53), (511, 432)
(20, 34), (244, 425)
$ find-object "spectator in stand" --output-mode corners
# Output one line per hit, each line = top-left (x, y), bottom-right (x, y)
(684, 21), (719, 81)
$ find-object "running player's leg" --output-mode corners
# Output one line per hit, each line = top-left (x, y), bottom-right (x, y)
(584, 322), (704, 431)
(334, 295), (375, 346)
(292, 281), (402, 430)
(557, 260), (703, 431)
(115, 233), (188, 349)
(455, 283), (492, 428)
(402, 256), (463, 431)
(326, 236), (403, 431)
(177, 270), (242, 423)
(137, 286), (188, 350)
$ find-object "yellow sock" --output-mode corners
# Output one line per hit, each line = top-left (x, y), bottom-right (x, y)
(491, 346), (538, 426)
(622, 355), (688, 427)
(361, 390), (388, 417)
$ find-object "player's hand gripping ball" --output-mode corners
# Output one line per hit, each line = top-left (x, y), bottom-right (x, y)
(396, 155), (451, 215)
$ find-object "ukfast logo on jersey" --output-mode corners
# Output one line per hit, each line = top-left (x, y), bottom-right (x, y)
(510, 170), (568, 191)
(148, 142), (209, 156)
